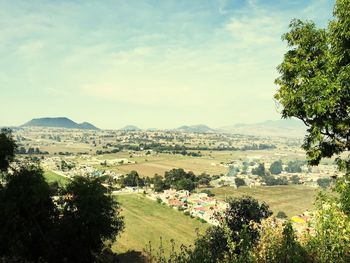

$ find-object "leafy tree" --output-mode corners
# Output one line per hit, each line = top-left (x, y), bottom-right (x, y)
(228, 165), (239, 176)
(262, 175), (288, 186)
(0, 128), (17, 172)
(276, 211), (288, 219)
(252, 163), (266, 176)
(152, 174), (167, 192)
(164, 168), (196, 191)
(27, 148), (34, 155)
(196, 173), (211, 187)
(235, 177), (246, 187)
(122, 170), (144, 187)
(291, 175), (301, 184)
(0, 166), (57, 261)
(317, 178), (332, 189)
(269, 160), (283, 175)
(274, 1), (350, 169)
(176, 178), (195, 191)
(220, 196), (272, 254)
(285, 161), (303, 173)
(17, 146), (26, 154)
(187, 226), (230, 263)
(57, 176), (124, 262)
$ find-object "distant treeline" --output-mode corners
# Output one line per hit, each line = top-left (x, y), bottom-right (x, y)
(115, 168), (216, 192)
(16, 146), (49, 155)
(96, 142), (276, 156)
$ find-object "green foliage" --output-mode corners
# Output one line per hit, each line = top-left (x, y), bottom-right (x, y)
(305, 193), (350, 263)
(276, 222), (307, 263)
(276, 211), (288, 219)
(120, 170), (144, 187)
(164, 168), (196, 191)
(57, 176), (124, 262)
(187, 226), (229, 263)
(228, 166), (240, 177)
(269, 160), (283, 175)
(0, 128), (17, 172)
(335, 177), (350, 215)
(0, 139), (124, 263)
(252, 163), (266, 176)
(153, 174), (167, 192)
(316, 178), (332, 189)
(285, 161), (304, 173)
(147, 196), (272, 263)
(151, 169), (213, 192)
(222, 196), (272, 249)
(262, 175), (288, 186)
(234, 177), (246, 187)
(274, 1), (350, 168)
(290, 175), (301, 184)
(0, 166), (57, 262)
(196, 173), (211, 187)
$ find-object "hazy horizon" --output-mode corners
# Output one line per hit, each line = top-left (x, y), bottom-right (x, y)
(0, 0), (334, 129)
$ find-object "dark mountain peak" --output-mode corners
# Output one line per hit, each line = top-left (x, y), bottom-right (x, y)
(78, 122), (99, 130)
(22, 117), (99, 130)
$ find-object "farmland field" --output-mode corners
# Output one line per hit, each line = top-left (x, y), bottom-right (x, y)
(93, 148), (313, 178)
(95, 152), (229, 177)
(209, 185), (317, 217)
(113, 194), (208, 259)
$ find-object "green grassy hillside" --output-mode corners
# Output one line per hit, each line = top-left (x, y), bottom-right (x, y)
(113, 194), (208, 259)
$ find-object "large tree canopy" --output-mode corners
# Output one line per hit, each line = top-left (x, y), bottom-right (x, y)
(274, 0), (350, 168)
(57, 176), (124, 262)
(0, 166), (57, 261)
(0, 128), (17, 172)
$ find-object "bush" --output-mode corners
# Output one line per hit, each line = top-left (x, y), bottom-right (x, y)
(317, 178), (332, 189)
(276, 211), (288, 219)
(235, 178), (246, 187)
(270, 160), (283, 175)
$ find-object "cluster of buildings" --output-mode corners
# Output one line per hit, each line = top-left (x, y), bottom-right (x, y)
(147, 189), (228, 225)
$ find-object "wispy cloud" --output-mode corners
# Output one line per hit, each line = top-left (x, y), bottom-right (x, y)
(0, 0), (334, 128)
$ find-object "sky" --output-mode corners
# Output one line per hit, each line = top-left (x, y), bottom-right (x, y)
(0, 0), (335, 129)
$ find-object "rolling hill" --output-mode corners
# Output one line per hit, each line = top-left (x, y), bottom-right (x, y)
(120, 125), (141, 131)
(219, 119), (306, 137)
(21, 117), (99, 130)
(176, 124), (215, 133)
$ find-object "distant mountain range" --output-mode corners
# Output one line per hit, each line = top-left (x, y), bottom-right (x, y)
(119, 125), (141, 131)
(18, 117), (306, 137)
(21, 117), (99, 130)
(175, 124), (215, 133)
(219, 119), (306, 137)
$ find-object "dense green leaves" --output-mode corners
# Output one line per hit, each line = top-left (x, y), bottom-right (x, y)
(222, 196), (272, 248)
(252, 163), (266, 176)
(275, 1), (350, 167)
(0, 128), (17, 172)
(0, 166), (57, 261)
(269, 160), (283, 175)
(0, 170), (124, 263)
(57, 176), (124, 262)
